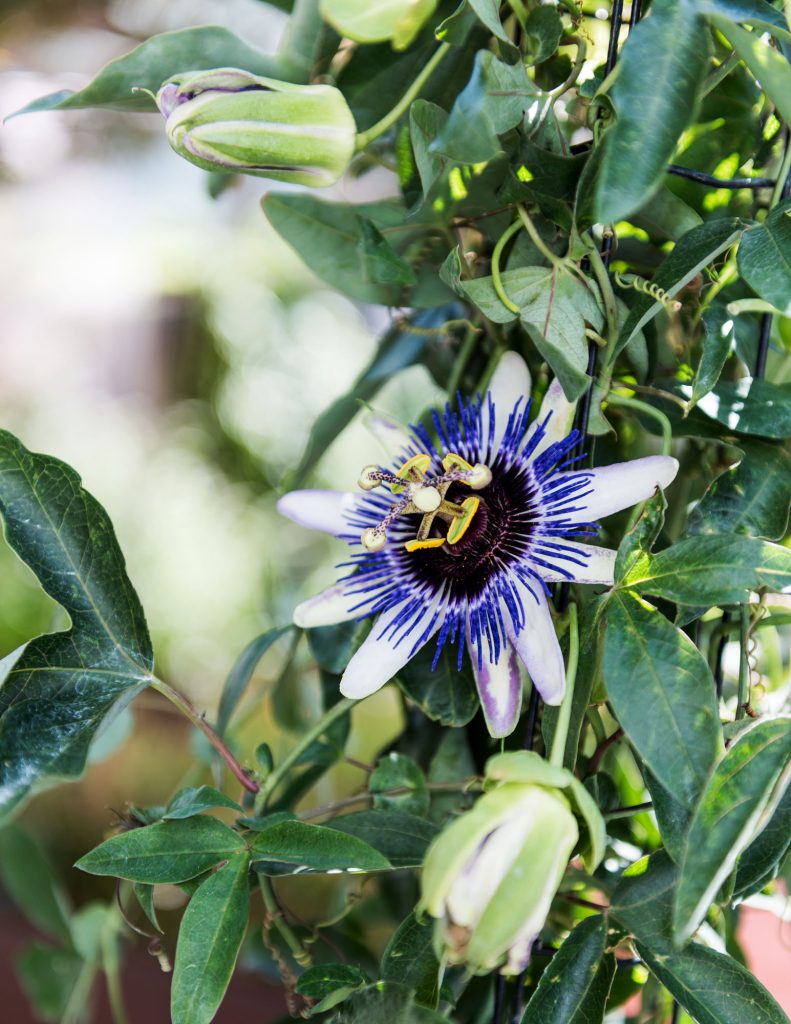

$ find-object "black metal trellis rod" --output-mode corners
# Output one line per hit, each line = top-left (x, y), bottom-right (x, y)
(666, 164), (776, 189)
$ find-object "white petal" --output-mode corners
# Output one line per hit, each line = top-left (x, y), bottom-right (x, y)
(483, 351), (532, 452)
(339, 595), (444, 700)
(507, 584), (565, 705)
(554, 455), (679, 523)
(365, 412), (412, 459)
(536, 544), (616, 585)
(276, 490), (357, 536)
(525, 378), (577, 458)
(468, 639), (522, 738)
(293, 585), (359, 629)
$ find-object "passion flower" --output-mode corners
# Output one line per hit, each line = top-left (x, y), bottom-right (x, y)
(278, 351), (678, 736)
(155, 68), (356, 187)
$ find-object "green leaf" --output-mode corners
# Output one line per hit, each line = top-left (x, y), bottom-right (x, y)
(737, 200), (791, 317)
(308, 620), (364, 674)
(691, 378), (791, 439)
(296, 963), (367, 1013)
(734, 785), (791, 897)
(614, 490), (667, 584)
(216, 626), (292, 736)
(612, 853), (788, 1022)
(616, 219), (744, 355)
(396, 636), (479, 727)
(431, 52), (535, 163)
(673, 716), (791, 945)
(524, 5), (563, 65)
(631, 186), (703, 243)
(686, 440), (791, 540)
(595, 0), (710, 223)
(462, 267), (603, 399)
(163, 786), (242, 820)
(465, 0), (511, 44)
(521, 915), (615, 1024)
(623, 535), (791, 604)
(296, 963), (368, 1000)
(692, 304), (737, 405)
(410, 100), (450, 198)
(0, 825), (71, 943)
(76, 816), (244, 882)
(427, 729), (475, 823)
(15, 944), (83, 1023)
(171, 851), (250, 1024)
(603, 593), (722, 808)
(639, 939), (789, 1024)
(710, 16), (791, 125)
(335, 981), (449, 1023)
(0, 431), (153, 822)
(250, 819), (391, 873)
(370, 753), (429, 817)
(262, 195), (408, 305)
(380, 911), (441, 1008)
(11, 27), (285, 116)
(327, 810), (438, 867)
(132, 882), (162, 933)
(644, 769), (693, 864)
(700, 0), (791, 44)
(358, 218), (418, 287)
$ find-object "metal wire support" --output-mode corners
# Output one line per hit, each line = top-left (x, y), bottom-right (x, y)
(666, 164), (776, 190)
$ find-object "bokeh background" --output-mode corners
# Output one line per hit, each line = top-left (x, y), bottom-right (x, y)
(1, 1), (789, 1021)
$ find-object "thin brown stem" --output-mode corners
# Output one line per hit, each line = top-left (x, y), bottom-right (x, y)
(587, 727), (624, 776)
(150, 679), (259, 794)
(558, 892), (608, 912)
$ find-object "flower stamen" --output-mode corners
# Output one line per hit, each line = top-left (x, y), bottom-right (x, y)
(357, 450), (489, 552)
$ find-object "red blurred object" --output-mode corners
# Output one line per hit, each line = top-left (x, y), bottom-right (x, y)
(0, 909), (288, 1023)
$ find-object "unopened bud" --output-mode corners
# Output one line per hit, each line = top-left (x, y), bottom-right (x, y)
(155, 68), (356, 187)
(419, 781), (578, 975)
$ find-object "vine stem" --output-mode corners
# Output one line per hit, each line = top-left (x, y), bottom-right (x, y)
(736, 604), (751, 720)
(549, 602), (579, 769)
(491, 218), (524, 314)
(587, 242), (619, 358)
(258, 875), (312, 967)
(255, 697), (355, 812)
(606, 392), (673, 456)
(354, 43), (450, 150)
(150, 678), (259, 794)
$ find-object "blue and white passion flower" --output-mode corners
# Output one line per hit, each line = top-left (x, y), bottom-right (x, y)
(278, 351), (678, 738)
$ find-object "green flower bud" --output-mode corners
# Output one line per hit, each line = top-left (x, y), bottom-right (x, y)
(419, 781), (578, 975)
(320, 0), (438, 50)
(156, 68), (357, 187)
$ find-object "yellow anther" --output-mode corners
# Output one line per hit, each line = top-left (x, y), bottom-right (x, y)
(361, 528), (386, 552)
(446, 497), (480, 545)
(412, 486), (441, 513)
(442, 452), (473, 475)
(391, 453), (431, 493)
(404, 537), (446, 553)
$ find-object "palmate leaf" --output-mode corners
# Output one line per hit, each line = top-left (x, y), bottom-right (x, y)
(0, 431), (154, 822)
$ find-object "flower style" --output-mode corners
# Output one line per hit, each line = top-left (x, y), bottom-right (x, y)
(278, 351), (678, 737)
